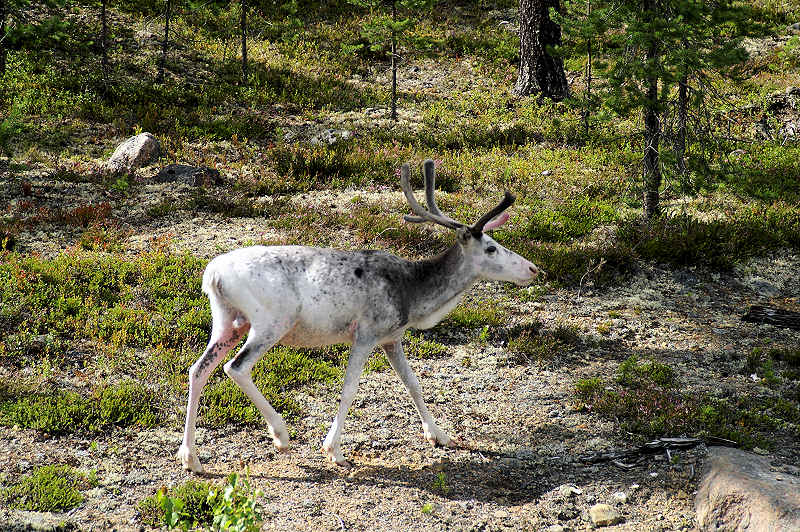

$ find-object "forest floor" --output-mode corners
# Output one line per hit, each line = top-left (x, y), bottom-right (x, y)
(1, 172), (799, 531)
(2, 2), (800, 529)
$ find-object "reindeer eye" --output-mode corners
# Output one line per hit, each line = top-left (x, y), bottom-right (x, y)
(486, 245), (497, 254)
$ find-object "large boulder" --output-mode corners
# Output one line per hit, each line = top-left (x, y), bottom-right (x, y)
(105, 132), (161, 173)
(695, 446), (800, 531)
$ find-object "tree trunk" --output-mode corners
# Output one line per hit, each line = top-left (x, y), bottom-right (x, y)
(158, 0), (171, 83)
(514, 0), (569, 100)
(642, 0), (661, 219)
(101, 0), (109, 80)
(743, 306), (800, 331)
(0, 0), (6, 76)
(676, 74), (688, 177)
(241, 0), (248, 84)
(582, 0), (592, 136)
(390, 0), (397, 121)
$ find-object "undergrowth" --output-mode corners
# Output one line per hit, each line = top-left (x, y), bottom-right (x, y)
(0, 380), (164, 434)
(2, 465), (95, 512)
(139, 472), (263, 531)
(575, 353), (800, 449)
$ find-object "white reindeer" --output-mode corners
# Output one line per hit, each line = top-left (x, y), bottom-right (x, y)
(178, 160), (540, 472)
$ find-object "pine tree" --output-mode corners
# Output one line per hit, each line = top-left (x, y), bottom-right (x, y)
(514, 0), (569, 100)
(157, 0), (172, 83)
(346, 0), (434, 121)
(240, 0), (247, 85)
(559, 0), (746, 218)
(1, 0), (6, 76)
(0, 0), (70, 77)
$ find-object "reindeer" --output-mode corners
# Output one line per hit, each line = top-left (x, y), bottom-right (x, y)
(177, 160), (540, 472)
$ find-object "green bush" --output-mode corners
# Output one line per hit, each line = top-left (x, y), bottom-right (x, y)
(575, 354), (799, 448)
(0, 381), (163, 434)
(2, 465), (90, 512)
(139, 480), (214, 529)
(200, 347), (340, 426)
(616, 355), (676, 388)
(208, 472), (263, 532)
(523, 198), (620, 243)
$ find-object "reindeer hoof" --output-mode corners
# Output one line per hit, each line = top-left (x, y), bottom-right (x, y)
(322, 447), (350, 467)
(445, 436), (463, 449)
(177, 445), (204, 474)
(272, 432), (290, 453)
(424, 425), (455, 448)
(269, 420), (290, 451)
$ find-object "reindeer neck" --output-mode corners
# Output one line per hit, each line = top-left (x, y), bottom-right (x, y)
(406, 242), (476, 327)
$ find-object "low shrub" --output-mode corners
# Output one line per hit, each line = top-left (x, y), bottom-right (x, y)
(2, 465), (93, 512)
(0, 380), (163, 434)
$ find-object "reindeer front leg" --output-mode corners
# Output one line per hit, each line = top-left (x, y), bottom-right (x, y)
(322, 337), (373, 466)
(382, 341), (457, 448)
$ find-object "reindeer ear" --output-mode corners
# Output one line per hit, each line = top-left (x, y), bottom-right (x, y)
(483, 212), (509, 231)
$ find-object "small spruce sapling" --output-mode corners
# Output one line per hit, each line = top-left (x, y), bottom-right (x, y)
(345, 0), (434, 120)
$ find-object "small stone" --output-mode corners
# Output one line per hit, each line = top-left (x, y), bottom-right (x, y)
(788, 22), (800, 33)
(154, 164), (222, 186)
(493, 509), (509, 518)
(541, 170), (552, 176)
(545, 525), (566, 532)
(557, 484), (582, 498)
(310, 129), (352, 146)
(611, 491), (627, 505)
(589, 504), (622, 527)
(752, 446), (769, 455)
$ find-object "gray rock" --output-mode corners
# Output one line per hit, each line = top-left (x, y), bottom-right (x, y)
(589, 504), (622, 527)
(788, 22), (800, 33)
(310, 128), (352, 146)
(747, 277), (781, 297)
(105, 132), (160, 173)
(611, 491), (627, 505)
(780, 119), (800, 139)
(557, 484), (582, 498)
(0, 510), (77, 531)
(154, 164), (222, 186)
(695, 446), (800, 531)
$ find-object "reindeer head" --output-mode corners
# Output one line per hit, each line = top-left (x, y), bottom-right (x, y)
(400, 160), (540, 286)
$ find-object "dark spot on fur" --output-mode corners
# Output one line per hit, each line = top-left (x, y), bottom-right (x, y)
(354, 267), (363, 278)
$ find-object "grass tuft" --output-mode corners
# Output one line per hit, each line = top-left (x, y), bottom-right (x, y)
(2, 465), (92, 512)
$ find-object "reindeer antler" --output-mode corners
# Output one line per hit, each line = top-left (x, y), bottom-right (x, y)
(470, 191), (515, 236)
(400, 160), (514, 235)
(400, 162), (464, 230)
